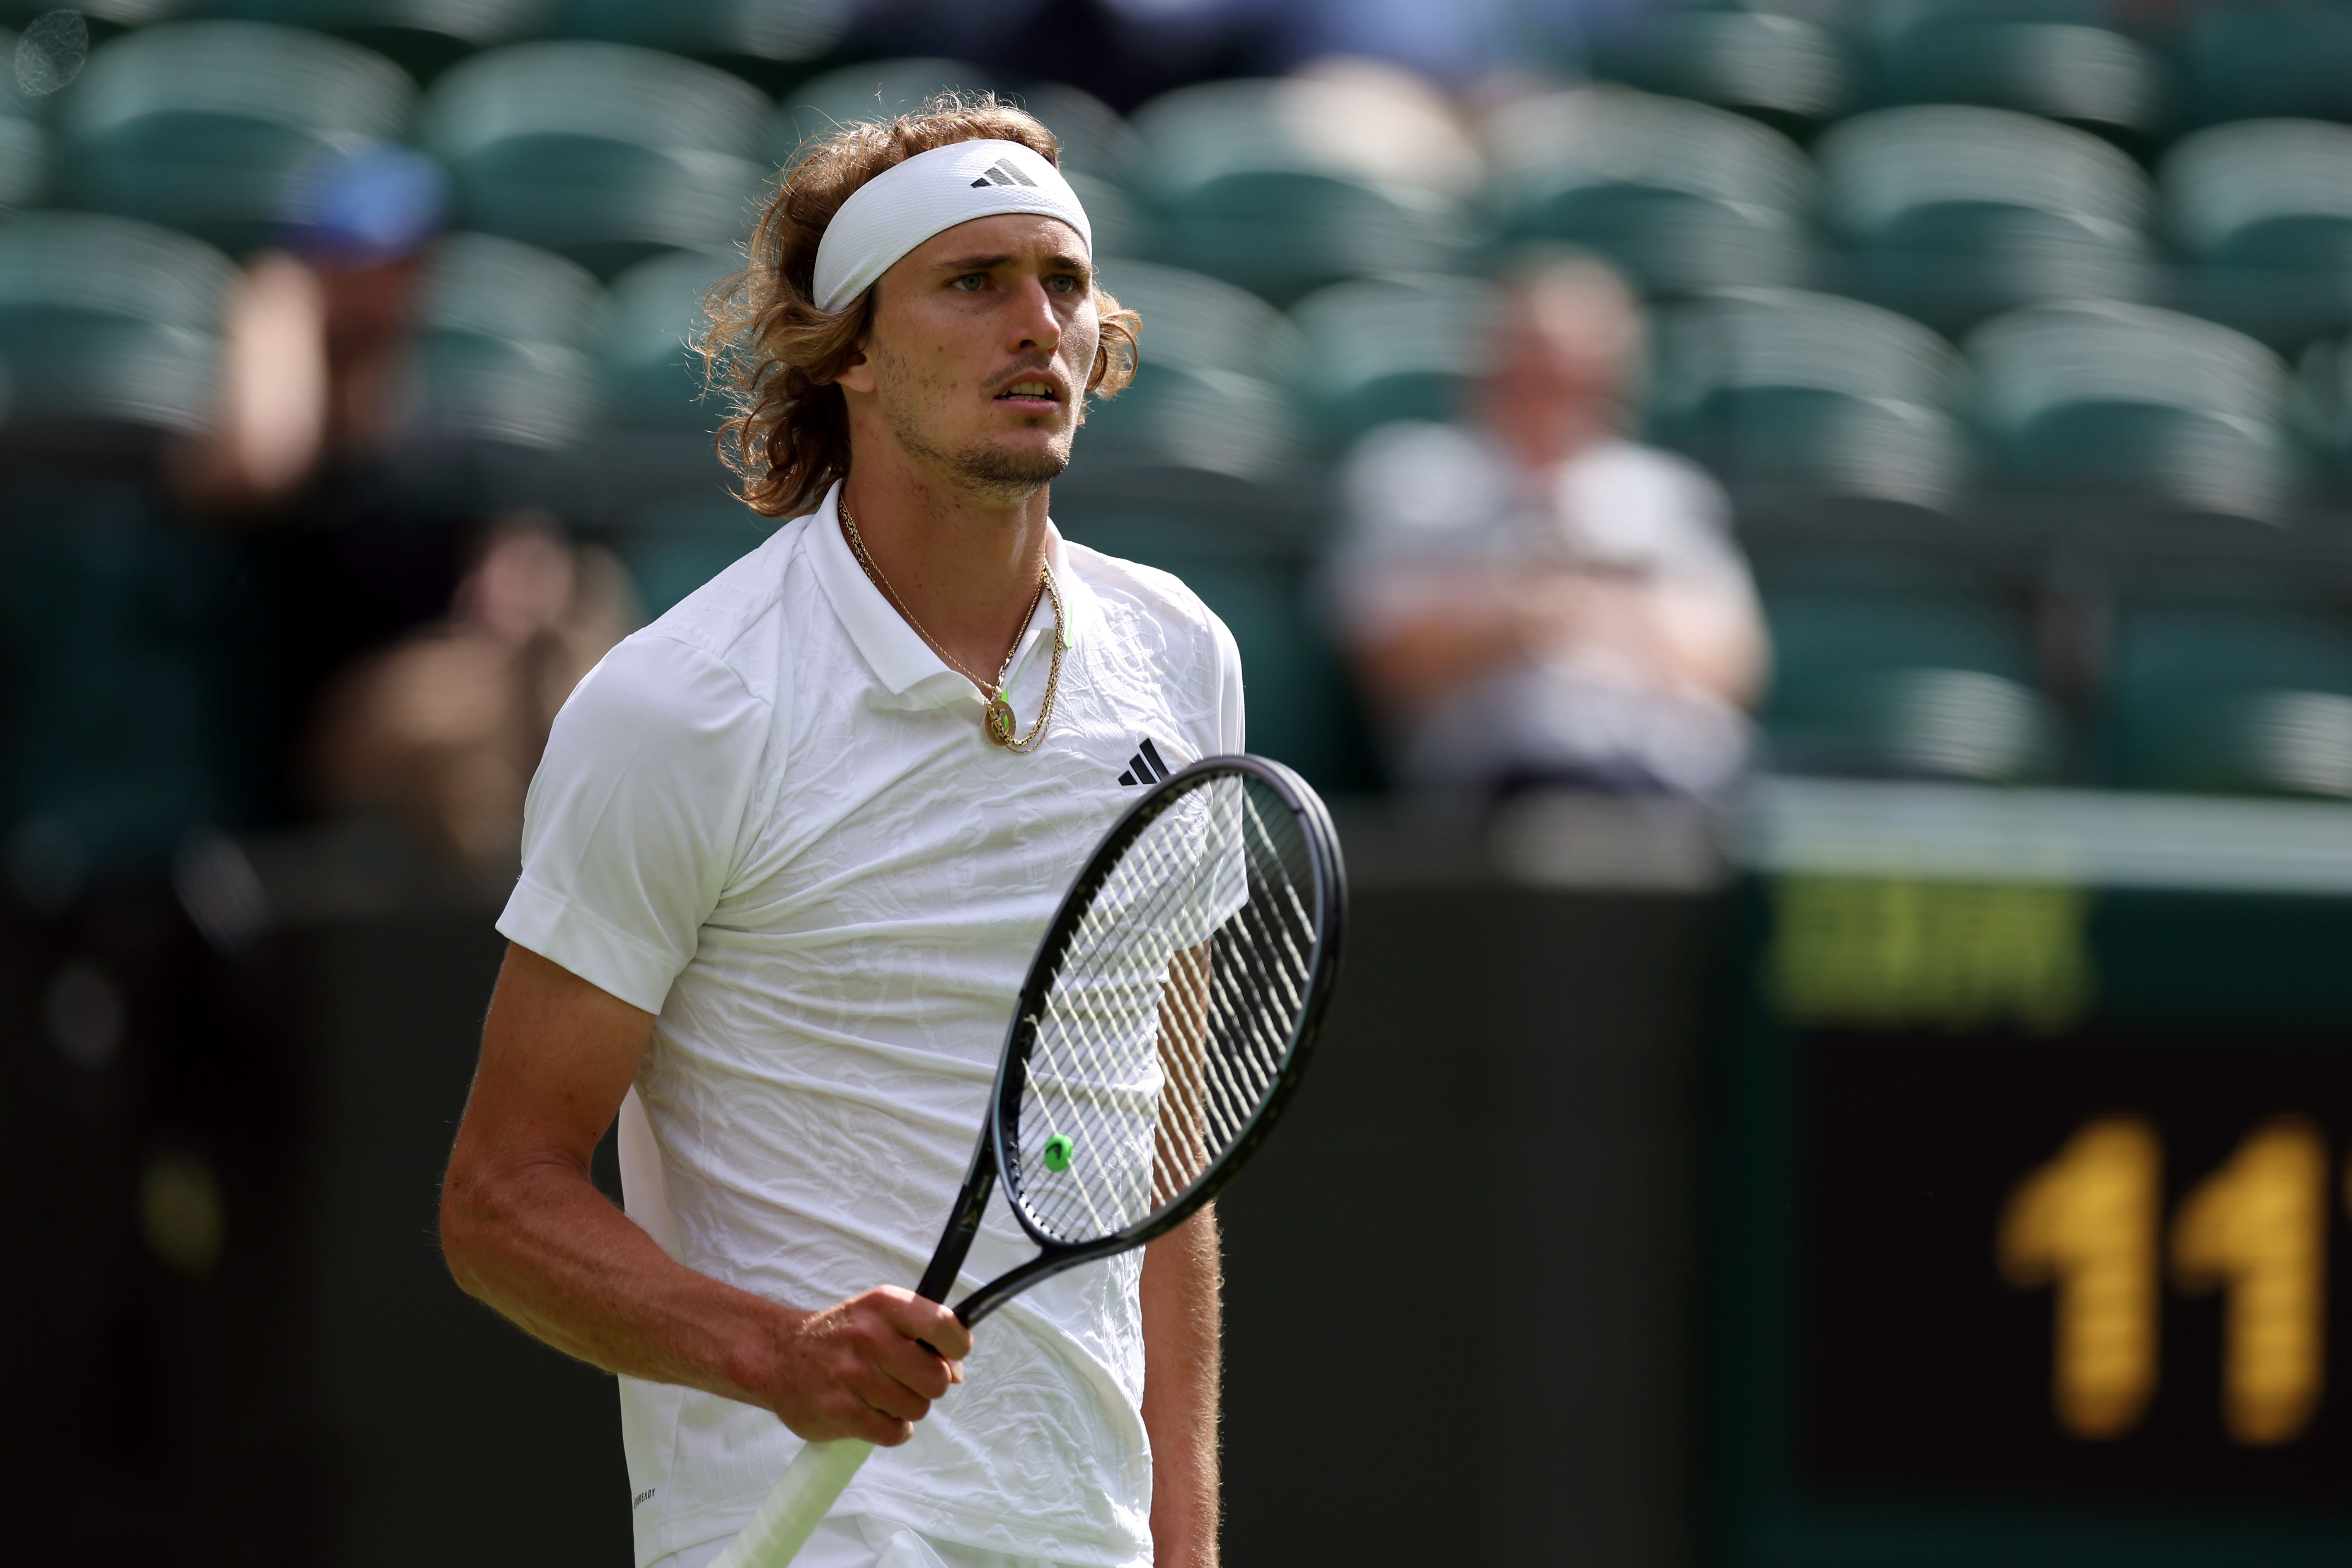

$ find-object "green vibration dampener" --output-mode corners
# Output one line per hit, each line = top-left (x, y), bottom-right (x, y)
(1042, 1134), (1073, 1172)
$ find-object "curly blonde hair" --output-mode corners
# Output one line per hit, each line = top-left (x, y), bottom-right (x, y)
(700, 96), (1141, 519)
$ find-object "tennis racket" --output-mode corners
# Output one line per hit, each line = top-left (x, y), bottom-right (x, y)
(710, 753), (1346, 1568)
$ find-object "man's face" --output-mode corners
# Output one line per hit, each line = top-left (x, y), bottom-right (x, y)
(844, 211), (1099, 501)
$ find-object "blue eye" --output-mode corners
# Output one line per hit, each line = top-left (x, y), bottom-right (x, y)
(1048, 276), (1078, 294)
(953, 274), (986, 291)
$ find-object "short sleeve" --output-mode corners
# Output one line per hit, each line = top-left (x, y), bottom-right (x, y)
(496, 634), (770, 1014)
(1211, 611), (1245, 757)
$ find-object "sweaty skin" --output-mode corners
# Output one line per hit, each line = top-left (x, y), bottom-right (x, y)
(441, 206), (1223, 1567)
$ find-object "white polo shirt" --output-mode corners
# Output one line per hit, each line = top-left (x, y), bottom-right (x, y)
(496, 481), (1244, 1567)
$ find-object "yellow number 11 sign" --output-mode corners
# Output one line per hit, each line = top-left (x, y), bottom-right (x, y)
(1999, 1115), (2333, 1445)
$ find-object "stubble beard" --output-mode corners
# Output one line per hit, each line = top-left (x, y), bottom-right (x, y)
(877, 362), (1076, 508)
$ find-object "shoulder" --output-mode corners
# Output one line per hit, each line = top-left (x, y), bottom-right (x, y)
(1568, 439), (1729, 514)
(554, 523), (809, 744)
(1336, 419), (1508, 547)
(1560, 439), (1744, 573)
(1060, 538), (1240, 680)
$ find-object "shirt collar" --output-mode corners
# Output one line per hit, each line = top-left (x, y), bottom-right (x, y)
(807, 479), (1093, 713)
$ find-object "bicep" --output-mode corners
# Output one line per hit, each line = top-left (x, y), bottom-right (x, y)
(456, 941), (657, 1176)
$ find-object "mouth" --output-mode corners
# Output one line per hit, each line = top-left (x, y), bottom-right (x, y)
(992, 376), (1065, 413)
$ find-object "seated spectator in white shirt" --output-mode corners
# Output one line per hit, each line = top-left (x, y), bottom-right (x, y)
(1329, 254), (1769, 800)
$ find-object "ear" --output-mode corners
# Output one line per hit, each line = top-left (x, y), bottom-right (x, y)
(833, 339), (876, 395)
(830, 289), (880, 395)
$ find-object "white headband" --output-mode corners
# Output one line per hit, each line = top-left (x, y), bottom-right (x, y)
(811, 139), (1092, 313)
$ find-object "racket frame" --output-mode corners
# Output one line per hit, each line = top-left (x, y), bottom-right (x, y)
(911, 754), (1346, 1324)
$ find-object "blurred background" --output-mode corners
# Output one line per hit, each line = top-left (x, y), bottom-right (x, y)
(15, 0), (2352, 1563)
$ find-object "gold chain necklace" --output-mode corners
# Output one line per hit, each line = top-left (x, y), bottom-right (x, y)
(840, 497), (1065, 752)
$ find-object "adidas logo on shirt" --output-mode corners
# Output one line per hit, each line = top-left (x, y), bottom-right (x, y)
(1117, 737), (1173, 787)
(970, 158), (1039, 189)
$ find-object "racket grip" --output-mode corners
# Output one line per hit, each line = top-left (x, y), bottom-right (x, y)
(708, 1437), (876, 1568)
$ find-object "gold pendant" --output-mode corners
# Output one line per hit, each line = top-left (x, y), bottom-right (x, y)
(985, 695), (1018, 746)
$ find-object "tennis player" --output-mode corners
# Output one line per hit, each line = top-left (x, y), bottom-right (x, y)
(439, 100), (1239, 1568)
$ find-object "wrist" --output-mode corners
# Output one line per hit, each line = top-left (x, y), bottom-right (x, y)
(717, 1298), (808, 1409)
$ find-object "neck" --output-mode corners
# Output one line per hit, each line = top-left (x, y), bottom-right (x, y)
(837, 443), (1054, 687)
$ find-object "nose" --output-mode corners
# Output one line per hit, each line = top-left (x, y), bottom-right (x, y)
(1007, 274), (1062, 357)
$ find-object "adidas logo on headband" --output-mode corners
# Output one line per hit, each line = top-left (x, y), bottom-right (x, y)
(970, 158), (1039, 189)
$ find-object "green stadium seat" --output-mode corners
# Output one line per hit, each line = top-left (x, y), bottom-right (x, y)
(552, 0), (849, 75)
(1965, 300), (2293, 518)
(1485, 87), (1815, 298)
(1592, 9), (1849, 133)
(2166, 120), (2352, 354)
(601, 246), (734, 431)
(1763, 586), (2059, 783)
(1075, 362), (1303, 487)
(1287, 274), (1495, 452)
(2185, 5), (2352, 128)
(410, 231), (604, 448)
(610, 492), (778, 619)
(421, 41), (768, 278)
(187, 0), (547, 83)
(0, 29), (45, 214)
(1024, 83), (1139, 184)
(771, 59), (999, 163)
(1131, 70), (1481, 305)
(1858, 4), (2168, 140)
(1080, 259), (1305, 482)
(1023, 83), (1147, 259)
(2104, 603), (2352, 797)
(2295, 331), (2352, 489)
(57, 21), (414, 255)
(0, 211), (232, 433)
(1096, 259), (1301, 386)
(1650, 286), (1965, 510)
(1816, 105), (2153, 334)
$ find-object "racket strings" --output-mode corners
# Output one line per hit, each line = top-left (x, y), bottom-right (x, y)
(1012, 776), (1319, 1244)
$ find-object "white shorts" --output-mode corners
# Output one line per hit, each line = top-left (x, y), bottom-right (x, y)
(650, 1512), (1116, 1568)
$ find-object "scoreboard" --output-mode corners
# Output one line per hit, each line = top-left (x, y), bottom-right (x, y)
(1718, 782), (2352, 1568)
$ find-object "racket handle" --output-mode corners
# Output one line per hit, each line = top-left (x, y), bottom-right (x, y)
(708, 1437), (875, 1568)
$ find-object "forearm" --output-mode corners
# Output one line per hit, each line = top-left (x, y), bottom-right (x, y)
(1140, 1205), (1222, 1568)
(441, 1151), (792, 1407)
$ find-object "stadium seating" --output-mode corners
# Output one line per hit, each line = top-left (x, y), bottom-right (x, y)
(409, 230), (603, 448)
(0, 29), (44, 215)
(58, 21), (414, 254)
(600, 247), (733, 432)
(1816, 104), (2153, 334)
(1591, 8), (1849, 134)
(1762, 585), (2059, 782)
(552, 0), (849, 74)
(1131, 67), (1481, 305)
(2295, 331), (2352, 490)
(1288, 274), (1496, 452)
(1966, 299), (2293, 518)
(1024, 82), (1146, 258)
(2104, 602), (2352, 796)
(420, 41), (767, 277)
(1857, 4), (2168, 141)
(2184, 4), (2352, 128)
(771, 58), (999, 162)
(1078, 260), (1305, 485)
(0, 211), (232, 433)
(1649, 286), (1966, 511)
(187, 0), (549, 83)
(1484, 87), (1815, 298)
(2165, 119), (2352, 353)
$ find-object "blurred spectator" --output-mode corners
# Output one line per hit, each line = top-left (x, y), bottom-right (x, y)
(1329, 254), (1768, 800)
(312, 514), (637, 864)
(186, 143), (448, 505)
(184, 143), (636, 852)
